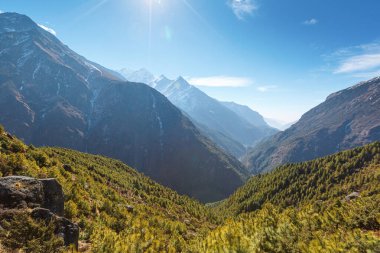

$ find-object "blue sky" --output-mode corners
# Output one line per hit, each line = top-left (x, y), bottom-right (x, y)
(1, 0), (380, 122)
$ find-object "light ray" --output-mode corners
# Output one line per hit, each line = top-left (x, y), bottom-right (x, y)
(83, 0), (109, 19)
(148, 0), (153, 67)
(181, 0), (222, 39)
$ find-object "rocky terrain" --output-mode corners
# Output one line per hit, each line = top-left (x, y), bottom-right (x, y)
(0, 176), (78, 249)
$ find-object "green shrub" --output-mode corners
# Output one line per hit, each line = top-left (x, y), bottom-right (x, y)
(0, 212), (64, 253)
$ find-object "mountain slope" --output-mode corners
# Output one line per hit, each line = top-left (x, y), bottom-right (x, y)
(145, 75), (275, 157)
(0, 12), (247, 202)
(194, 122), (247, 159)
(245, 77), (380, 174)
(221, 101), (277, 131)
(155, 76), (275, 147)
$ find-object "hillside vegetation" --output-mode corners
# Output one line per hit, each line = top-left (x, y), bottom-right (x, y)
(0, 125), (218, 252)
(218, 142), (380, 216)
(203, 142), (380, 252)
(0, 125), (379, 252)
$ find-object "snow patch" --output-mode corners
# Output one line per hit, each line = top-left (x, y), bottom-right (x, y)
(84, 61), (101, 74)
(56, 83), (61, 96)
(151, 93), (164, 148)
(4, 28), (15, 32)
(32, 61), (41, 79)
(38, 24), (56, 36)
(87, 88), (101, 130)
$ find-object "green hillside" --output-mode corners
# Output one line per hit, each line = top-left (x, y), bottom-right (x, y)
(216, 142), (380, 216)
(0, 126), (217, 252)
(204, 142), (380, 252)
(0, 125), (379, 252)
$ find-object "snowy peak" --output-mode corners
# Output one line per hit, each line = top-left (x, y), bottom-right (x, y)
(171, 76), (191, 90)
(175, 76), (188, 84)
(119, 68), (155, 84)
(153, 75), (172, 90)
(0, 12), (127, 93)
(156, 74), (171, 83)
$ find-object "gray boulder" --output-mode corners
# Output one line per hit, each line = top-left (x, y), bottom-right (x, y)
(40, 178), (64, 216)
(0, 176), (64, 215)
(0, 176), (44, 209)
(0, 176), (78, 248)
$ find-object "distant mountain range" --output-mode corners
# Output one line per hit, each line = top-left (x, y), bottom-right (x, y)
(119, 70), (278, 158)
(119, 68), (153, 84)
(264, 117), (296, 130)
(244, 77), (380, 174)
(0, 12), (248, 202)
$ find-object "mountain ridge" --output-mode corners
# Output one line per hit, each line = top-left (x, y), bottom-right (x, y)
(121, 69), (278, 158)
(244, 76), (380, 174)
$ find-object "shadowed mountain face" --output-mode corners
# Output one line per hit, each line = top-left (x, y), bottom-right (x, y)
(221, 101), (278, 136)
(0, 12), (248, 202)
(244, 77), (380, 174)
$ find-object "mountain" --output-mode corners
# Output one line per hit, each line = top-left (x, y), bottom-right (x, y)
(194, 122), (247, 159)
(146, 75), (276, 158)
(119, 68), (155, 84)
(221, 101), (278, 134)
(244, 77), (380, 174)
(0, 12), (247, 202)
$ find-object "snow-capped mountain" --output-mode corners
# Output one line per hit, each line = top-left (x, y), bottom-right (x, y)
(137, 73), (279, 158)
(119, 68), (155, 84)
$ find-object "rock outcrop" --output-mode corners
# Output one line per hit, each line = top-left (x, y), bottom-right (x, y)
(0, 176), (78, 248)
